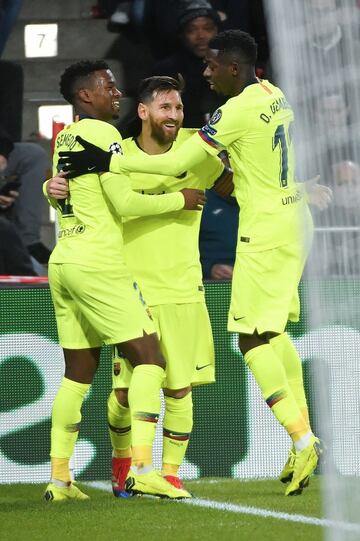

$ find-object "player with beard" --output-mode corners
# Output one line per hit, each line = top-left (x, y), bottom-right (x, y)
(47, 75), (232, 498)
(43, 62), (206, 501)
(109, 76), (231, 497)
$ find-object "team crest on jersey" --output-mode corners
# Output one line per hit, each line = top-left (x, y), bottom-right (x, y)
(209, 109), (222, 125)
(108, 141), (123, 154)
(113, 362), (121, 376)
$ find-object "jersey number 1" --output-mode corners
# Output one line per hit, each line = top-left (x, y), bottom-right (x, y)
(272, 124), (292, 188)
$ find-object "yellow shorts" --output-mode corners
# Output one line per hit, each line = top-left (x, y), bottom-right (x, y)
(112, 302), (215, 390)
(228, 242), (306, 335)
(48, 263), (155, 349)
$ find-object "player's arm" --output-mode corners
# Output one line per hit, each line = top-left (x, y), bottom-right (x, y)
(101, 173), (205, 215)
(58, 134), (209, 178)
(211, 150), (234, 198)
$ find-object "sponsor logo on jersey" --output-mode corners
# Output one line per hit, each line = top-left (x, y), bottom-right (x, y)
(281, 189), (303, 206)
(58, 224), (86, 238)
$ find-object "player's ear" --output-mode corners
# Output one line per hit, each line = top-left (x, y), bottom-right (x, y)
(78, 87), (92, 103)
(231, 62), (239, 77)
(138, 102), (148, 120)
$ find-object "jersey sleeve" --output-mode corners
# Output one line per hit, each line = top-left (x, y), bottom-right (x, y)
(189, 153), (225, 189)
(109, 133), (208, 177)
(197, 103), (241, 156)
(101, 173), (184, 216)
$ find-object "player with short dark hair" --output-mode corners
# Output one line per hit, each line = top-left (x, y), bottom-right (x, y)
(58, 31), (325, 496)
(137, 75), (185, 103)
(43, 60), (205, 501)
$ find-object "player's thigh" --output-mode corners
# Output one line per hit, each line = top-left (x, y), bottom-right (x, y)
(152, 303), (215, 389)
(48, 263), (102, 349)
(228, 244), (304, 335)
(112, 307), (162, 389)
(112, 346), (133, 390)
(61, 264), (156, 345)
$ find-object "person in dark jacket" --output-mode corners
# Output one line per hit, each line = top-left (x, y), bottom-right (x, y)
(152, 1), (224, 127)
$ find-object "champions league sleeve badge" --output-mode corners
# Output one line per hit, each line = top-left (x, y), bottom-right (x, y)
(209, 109), (222, 125)
(108, 142), (123, 154)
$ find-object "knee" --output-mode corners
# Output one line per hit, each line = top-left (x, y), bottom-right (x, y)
(114, 388), (129, 408)
(238, 331), (268, 357)
(163, 386), (192, 399)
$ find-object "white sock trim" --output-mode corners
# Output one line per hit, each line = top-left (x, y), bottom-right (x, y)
(294, 432), (313, 452)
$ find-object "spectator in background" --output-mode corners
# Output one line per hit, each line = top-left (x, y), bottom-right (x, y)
(331, 160), (360, 224)
(152, 1), (224, 127)
(0, 1), (24, 142)
(314, 160), (360, 276)
(0, 127), (52, 264)
(296, 0), (360, 130)
(0, 0), (23, 56)
(311, 90), (360, 183)
(200, 184), (238, 280)
(0, 217), (36, 275)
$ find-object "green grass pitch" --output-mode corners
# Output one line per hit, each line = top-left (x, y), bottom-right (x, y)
(0, 477), (326, 541)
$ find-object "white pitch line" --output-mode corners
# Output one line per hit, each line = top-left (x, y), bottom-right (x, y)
(86, 481), (360, 533)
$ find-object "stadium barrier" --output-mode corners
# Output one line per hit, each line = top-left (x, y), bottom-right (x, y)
(1, 279), (359, 482)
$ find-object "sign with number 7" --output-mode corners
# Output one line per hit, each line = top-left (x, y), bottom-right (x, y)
(24, 24), (58, 58)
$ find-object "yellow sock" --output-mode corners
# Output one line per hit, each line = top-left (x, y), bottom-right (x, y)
(270, 333), (311, 428)
(50, 377), (90, 482)
(161, 393), (193, 476)
(51, 458), (71, 483)
(245, 344), (309, 440)
(162, 464), (179, 476)
(128, 364), (164, 468)
(107, 390), (132, 457)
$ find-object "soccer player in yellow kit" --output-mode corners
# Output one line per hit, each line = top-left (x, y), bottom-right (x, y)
(109, 76), (230, 497)
(49, 75), (231, 498)
(59, 32), (325, 496)
(44, 60), (205, 501)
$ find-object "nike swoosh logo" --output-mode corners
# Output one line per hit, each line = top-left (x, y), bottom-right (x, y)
(233, 316), (245, 321)
(195, 363), (211, 371)
(87, 166), (96, 171)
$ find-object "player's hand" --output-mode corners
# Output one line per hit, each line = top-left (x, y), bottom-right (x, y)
(46, 171), (69, 199)
(213, 166), (234, 198)
(58, 135), (112, 178)
(180, 188), (206, 210)
(305, 175), (333, 210)
(210, 263), (233, 280)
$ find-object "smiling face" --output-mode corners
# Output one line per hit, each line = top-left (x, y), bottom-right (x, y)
(83, 69), (122, 122)
(139, 89), (184, 146)
(203, 49), (236, 97)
